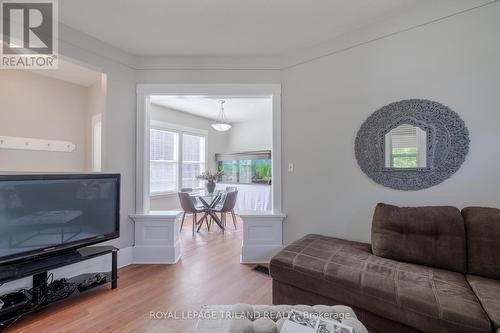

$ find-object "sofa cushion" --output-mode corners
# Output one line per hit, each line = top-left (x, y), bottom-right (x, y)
(467, 275), (500, 330)
(270, 234), (491, 333)
(463, 207), (500, 279)
(371, 203), (466, 273)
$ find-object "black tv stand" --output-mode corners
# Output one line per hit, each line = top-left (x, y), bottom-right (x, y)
(0, 246), (118, 328)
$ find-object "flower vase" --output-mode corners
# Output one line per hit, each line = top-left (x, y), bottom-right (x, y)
(206, 181), (216, 194)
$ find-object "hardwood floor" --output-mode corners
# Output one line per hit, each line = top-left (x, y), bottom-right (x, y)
(5, 216), (272, 333)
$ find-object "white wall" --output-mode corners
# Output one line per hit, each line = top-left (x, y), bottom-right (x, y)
(0, 70), (89, 172)
(149, 103), (228, 210)
(0, 27), (136, 294)
(0, 67), (116, 294)
(57, 25), (137, 250)
(2, 1), (499, 256)
(57, 26), (280, 251)
(281, 3), (500, 244)
(227, 116), (272, 152)
(132, 2), (500, 246)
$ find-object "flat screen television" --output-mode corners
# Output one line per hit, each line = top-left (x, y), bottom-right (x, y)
(0, 174), (120, 265)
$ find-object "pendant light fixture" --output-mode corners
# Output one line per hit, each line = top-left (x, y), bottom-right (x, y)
(211, 100), (232, 132)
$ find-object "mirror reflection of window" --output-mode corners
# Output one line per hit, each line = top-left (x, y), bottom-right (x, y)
(219, 160), (238, 183)
(385, 124), (427, 168)
(238, 160), (253, 184)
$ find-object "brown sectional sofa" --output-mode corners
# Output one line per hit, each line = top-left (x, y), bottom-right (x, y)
(270, 203), (500, 333)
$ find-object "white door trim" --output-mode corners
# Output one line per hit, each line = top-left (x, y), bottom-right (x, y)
(135, 84), (285, 264)
(136, 83), (283, 215)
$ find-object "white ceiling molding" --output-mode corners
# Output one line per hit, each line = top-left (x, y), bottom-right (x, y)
(281, 0), (496, 69)
(56, 0), (497, 71)
(135, 0), (497, 70)
(134, 55), (282, 71)
(60, 0), (424, 57)
(59, 24), (139, 70)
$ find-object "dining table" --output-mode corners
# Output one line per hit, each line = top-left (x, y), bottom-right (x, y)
(189, 190), (226, 232)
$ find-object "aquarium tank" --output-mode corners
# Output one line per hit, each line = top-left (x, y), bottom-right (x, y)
(216, 151), (272, 185)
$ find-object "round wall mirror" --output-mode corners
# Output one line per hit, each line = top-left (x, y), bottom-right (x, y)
(355, 99), (469, 190)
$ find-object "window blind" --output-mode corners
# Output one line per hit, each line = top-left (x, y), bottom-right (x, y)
(390, 124), (417, 149)
(182, 134), (206, 189)
(150, 129), (178, 193)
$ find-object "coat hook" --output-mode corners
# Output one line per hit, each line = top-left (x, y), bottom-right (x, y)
(0, 136), (75, 152)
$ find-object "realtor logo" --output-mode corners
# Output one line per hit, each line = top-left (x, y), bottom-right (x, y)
(1, 0), (58, 69)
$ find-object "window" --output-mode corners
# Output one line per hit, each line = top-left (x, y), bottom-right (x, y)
(149, 124), (207, 195)
(182, 134), (206, 189)
(150, 129), (178, 194)
(385, 124), (427, 169)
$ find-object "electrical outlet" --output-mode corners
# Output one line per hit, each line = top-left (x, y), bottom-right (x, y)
(288, 163), (294, 172)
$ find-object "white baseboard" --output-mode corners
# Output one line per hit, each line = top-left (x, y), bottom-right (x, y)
(118, 246), (133, 267)
(133, 243), (181, 264)
(240, 244), (283, 264)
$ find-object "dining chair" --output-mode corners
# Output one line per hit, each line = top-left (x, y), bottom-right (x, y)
(212, 190), (238, 230)
(178, 192), (207, 236)
(179, 187), (192, 232)
(180, 187), (203, 207)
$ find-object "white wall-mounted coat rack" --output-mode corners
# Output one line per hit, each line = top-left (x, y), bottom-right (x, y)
(0, 136), (76, 153)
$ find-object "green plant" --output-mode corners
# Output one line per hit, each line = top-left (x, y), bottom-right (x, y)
(252, 161), (271, 179)
(196, 170), (224, 182)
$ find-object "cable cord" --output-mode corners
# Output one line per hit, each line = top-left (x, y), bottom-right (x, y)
(3, 273), (54, 330)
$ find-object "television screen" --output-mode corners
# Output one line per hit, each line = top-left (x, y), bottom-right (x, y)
(0, 174), (120, 264)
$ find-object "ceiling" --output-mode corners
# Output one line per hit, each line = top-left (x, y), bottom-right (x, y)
(59, 0), (427, 57)
(150, 96), (272, 123)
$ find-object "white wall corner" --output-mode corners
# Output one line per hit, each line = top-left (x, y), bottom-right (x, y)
(117, 246), (134, 268)
(129, 211), (182, 264)
(239, 213), (286, 264)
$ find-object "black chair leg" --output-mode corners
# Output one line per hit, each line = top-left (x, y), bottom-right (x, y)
(180, 212), (186, 232)
(197, 214), (207, 232)
(205, 217), (210, 231)
(192, 213), (197, 237)
(231, 210), (237, 229)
